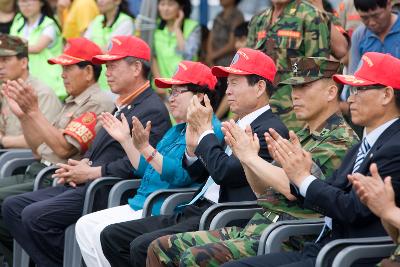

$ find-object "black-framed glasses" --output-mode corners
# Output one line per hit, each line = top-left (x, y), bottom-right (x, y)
(349, 85), (386, 96)
(168, 88), (190, 98)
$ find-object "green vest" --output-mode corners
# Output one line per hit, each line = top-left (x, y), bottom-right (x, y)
(153, 18), (198, 79)
(88, 12), (134, 91)
(10, 13), (66, 100)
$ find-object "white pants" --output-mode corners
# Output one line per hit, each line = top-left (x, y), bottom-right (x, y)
(75, 205), (143, 267)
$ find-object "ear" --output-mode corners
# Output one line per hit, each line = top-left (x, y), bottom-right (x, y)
(131, 61), (142, 78)
(326, 83), (339, 102)
(256, 80), (267, 99)
(84, 65), (94, 82)
(20, 57), (29, 71)
(382, 86), (395, 106)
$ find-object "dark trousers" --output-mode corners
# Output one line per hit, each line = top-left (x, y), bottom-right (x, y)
(219, 242), (323, 267)
(0, 161), (48, 266)
(2, 184), (86, 267)
(100, 200), (213, 267)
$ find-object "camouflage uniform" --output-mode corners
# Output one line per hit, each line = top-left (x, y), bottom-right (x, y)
(146, 57), (359, 267)
(246, 0), (331, 132)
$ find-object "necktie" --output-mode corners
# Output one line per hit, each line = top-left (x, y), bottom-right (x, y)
(352, 138), (371, 173)
(316, 138), (371, 243)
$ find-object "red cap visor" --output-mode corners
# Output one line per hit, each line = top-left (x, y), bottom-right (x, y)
(92, 54), (126, 64)
(154, 78), (188, 88)
(48, 54), (85, 65)
(211, 66), (253, 77)
(333, 74), (377, 86)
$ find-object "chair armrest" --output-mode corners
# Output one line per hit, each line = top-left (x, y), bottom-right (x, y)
(82, 177), (123, 215)
(316, 236), (394, 267)
(199, 201), (260, 230)
(108, 179), (142, 208)
(0, 149), (33, 165)
(160, 192), (196, 215)
(209, 207), (264, 230)
(33, 165), (59, 191)
(142, 188), (198, 218)
(0, 157), (36, 178)
(258, 218), (324, 255)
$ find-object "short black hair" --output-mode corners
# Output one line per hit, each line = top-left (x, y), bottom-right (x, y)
(394, 89), (400, 109)
(245, 74), (275, 98)
(186, 83), (219, 111)
(234, 21), (249, 38)
(123, 56), (151, 79)
(354, 0), (389, 12)
(76, 61), (102, 82)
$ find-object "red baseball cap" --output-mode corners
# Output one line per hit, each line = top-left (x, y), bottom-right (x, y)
(48, 38), (102, 65)
(92, 36), (150, 64)
(155, 61), (217, 90)
(211, 48), (276, 82)
(333, 52), (400, 89)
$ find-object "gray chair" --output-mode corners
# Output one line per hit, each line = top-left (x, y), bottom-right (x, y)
(257, 218), (395, 267)
(0, 149), (35, 178)
(318, 236), (395, 267)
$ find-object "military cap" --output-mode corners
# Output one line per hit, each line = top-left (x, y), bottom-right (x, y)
(0, 34), (28, 57)
(280, 57), (343, 86)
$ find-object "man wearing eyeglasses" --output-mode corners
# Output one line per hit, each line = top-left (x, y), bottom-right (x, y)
(349, 0), (400, 76)
(221, 51), (400, 267)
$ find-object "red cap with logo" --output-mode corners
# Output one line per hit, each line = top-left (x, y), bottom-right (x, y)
(333, 52), (400, 89)
(155, 61), (217, 90)
(48, 38), (102, 65)
(211, 48), (276, 82)
(92, 36), (151, 64)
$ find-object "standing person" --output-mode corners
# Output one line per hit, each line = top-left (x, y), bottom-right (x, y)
(349, 0), (400, 75)
(57, 0), (99, 39)
(2, 35), (171, 267)
(0, 37), (114, 267)
(152, 0), (201, 98)
(221, 52), (400, 267)
(146, 57), (359, 267)
(205, 0), (244, 67)
(99, 48), (289, 267)
(84, 0), (135, 90)
(75, 61), (223, 267)
(246, 0), (331, 132)
(0, 34), (61, 150)
(10, 0), (65, 99)
(0, 0), (16, 33)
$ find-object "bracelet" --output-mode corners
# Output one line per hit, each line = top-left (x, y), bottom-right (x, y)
(146, 149), (157, 163)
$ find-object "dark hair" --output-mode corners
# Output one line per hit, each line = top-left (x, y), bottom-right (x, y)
(18, 0), (61, 32)
(186, 83), (219, 111)
(76, 61), (102, 82)
(123, 56), (151, 79)
(158, 0), (192, 30)
(394, 89), (400, 109)
(354, 0), (389, 12)
(322, 0), (334, 13)
(102, 0), (135, 28)
(234, 21), (249, 38)
(245, 74), (275, 98)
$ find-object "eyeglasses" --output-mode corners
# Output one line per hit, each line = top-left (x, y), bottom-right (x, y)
(349, 85), (386, 96)
(168, 88), (190, 98)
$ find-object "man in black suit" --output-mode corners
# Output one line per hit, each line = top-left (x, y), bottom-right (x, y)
(1, 36), (171, 267)
(220, 52), (400, 267)
(99, 48), (289, 267)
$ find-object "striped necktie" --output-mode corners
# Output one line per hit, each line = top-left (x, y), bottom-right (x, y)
(352, 138), (371, 173)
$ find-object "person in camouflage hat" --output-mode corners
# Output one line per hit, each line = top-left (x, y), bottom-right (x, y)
(246, 0), (338, 133)
(145, 57), (359, 267)
(0, 34), (28, 58)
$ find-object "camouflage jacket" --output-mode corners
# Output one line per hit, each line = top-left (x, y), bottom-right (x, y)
(258, 113), (359, 218)
(247, 0), (331, 84)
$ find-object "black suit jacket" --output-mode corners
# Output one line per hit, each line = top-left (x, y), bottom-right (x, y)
(293, 119), (400, 240)
(185, 109), (289, 203)
(84, 87), (171, 179)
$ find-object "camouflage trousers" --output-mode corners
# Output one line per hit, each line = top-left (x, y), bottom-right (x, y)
(146, 212), (279, 267)
(270, 84), (306, 133)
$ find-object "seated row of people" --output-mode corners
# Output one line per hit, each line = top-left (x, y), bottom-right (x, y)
(1, 33), (400, 267)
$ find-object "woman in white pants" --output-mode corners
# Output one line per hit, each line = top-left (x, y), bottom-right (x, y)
(75, 61), (223, 267)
